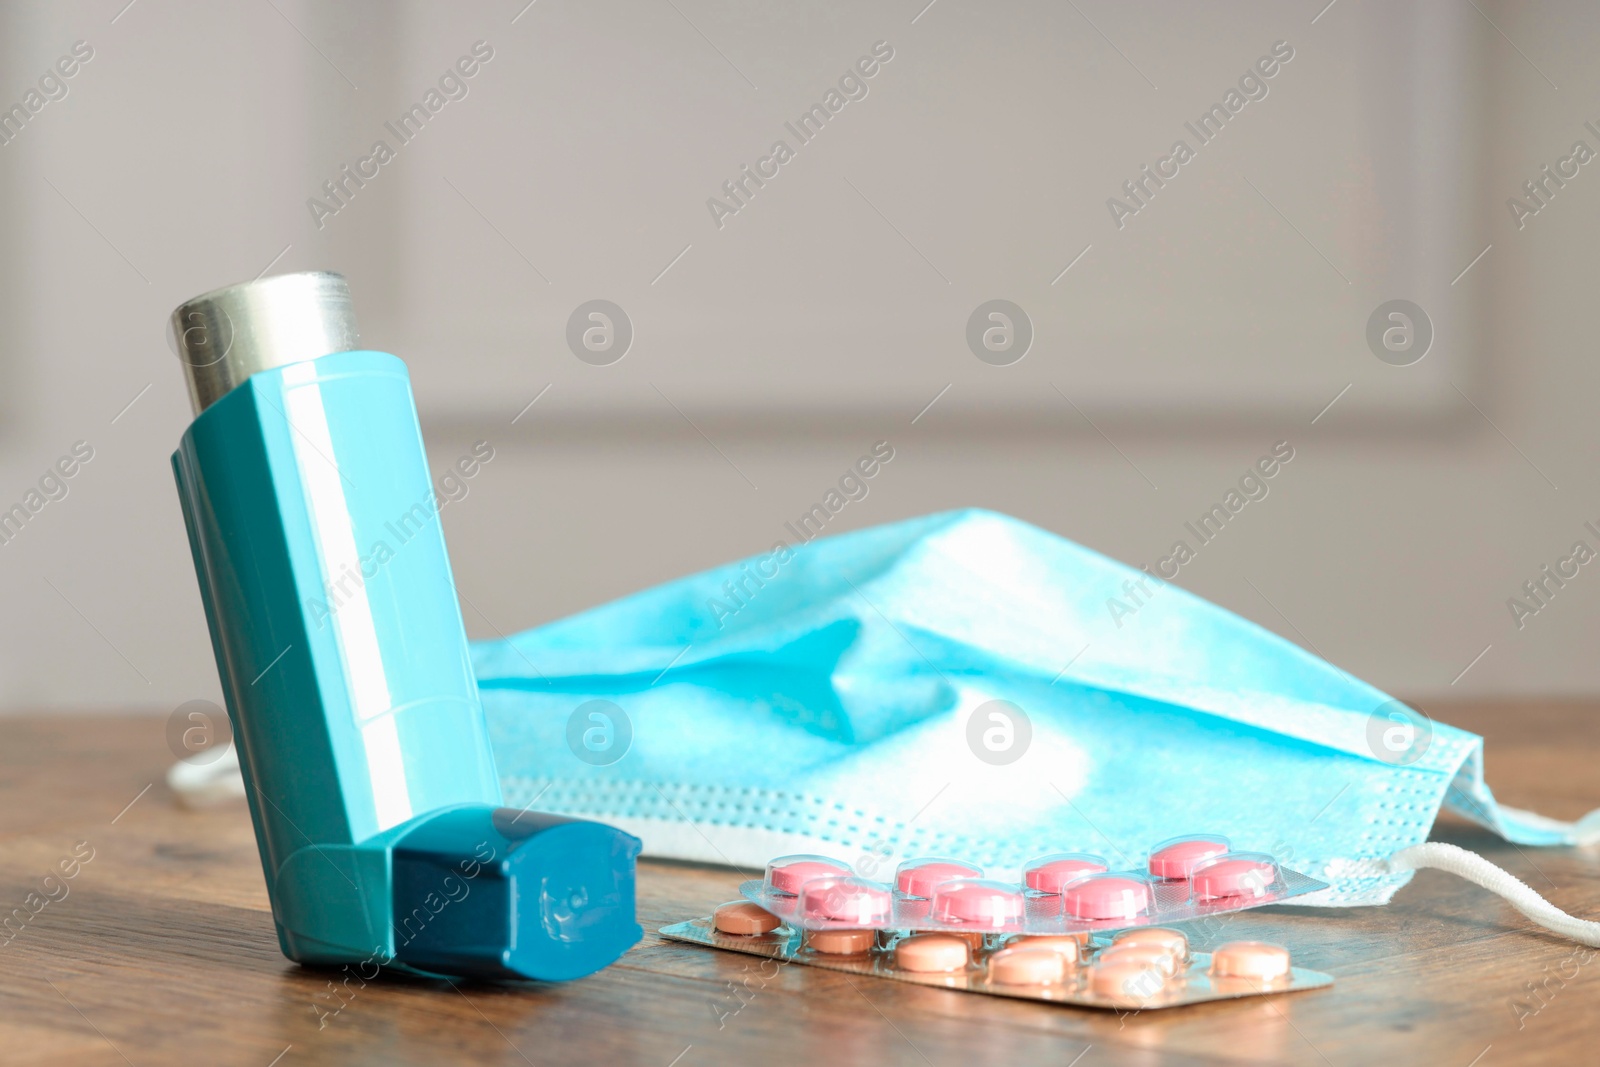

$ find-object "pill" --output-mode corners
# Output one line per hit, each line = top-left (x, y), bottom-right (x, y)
(987, 947), (1068, 986)
(1148, 836), (1230, 880)
(712, 900), (780, 936)
(929, 880), (1025, 927)
(1111, 927), (1188, 960)
(1098, 942), (1181, 978)
(805, 928), (875, 955)
(1090, 961), (1167, 1002)
(895, 933), (971, 972)
(1004, 934), (1084, 966)
(1210, 941), (1291, 981)
(896, 859), (982, 898)
(1060, 875), (1152, 921)
(768, 856), (851, 895)
(1191, 856), (1277, 901)
(1023, 855), (1109, 894)
(799, 877), (892, 925)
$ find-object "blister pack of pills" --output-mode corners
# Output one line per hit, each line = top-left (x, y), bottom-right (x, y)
(660, 906), (1333, 1010)
(738, 834), (1327, 936)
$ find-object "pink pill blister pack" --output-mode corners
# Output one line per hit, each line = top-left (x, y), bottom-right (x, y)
(740, 834), (1328, 936)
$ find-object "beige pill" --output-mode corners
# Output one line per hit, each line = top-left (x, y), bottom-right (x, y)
(1090, 960), (1167, 1002)
(1111, 926), (1188, 960)
(986, 947), (1068, 986)
(713, 901), (780, 936)
(895, 933), (971, 972)
(805, 928), (875, 955)
(1098, 942), (1182, 978)
(1210, 941), (1291, 981)
(1003, 934), (1082, 966)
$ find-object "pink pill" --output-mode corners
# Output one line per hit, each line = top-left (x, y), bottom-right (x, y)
(767, 855), (851, 895)
(1147, 835), (1230, 880)
(928, 880), (1025, 927)
(1060, 875), (1152, 921)
(1191, 855), (1278, 901)
(1024, 854), (1109, 894)
(896, 859), (982, 898)
(799, 877), (892, 925)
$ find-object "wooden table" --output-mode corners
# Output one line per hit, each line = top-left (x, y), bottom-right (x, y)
(0, 704), (1595, 1066)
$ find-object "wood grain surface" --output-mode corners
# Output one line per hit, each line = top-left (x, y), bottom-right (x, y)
(0, 703), (1595, 1066)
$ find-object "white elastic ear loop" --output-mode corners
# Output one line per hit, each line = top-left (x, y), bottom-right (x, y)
(166, 745), (246, 808)
(1386, 842), (1600, 947)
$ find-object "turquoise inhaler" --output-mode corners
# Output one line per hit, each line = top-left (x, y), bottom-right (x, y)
(169, 272), (640, 980)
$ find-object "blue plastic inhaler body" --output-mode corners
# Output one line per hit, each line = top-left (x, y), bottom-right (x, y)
(168, 272), (640, 980)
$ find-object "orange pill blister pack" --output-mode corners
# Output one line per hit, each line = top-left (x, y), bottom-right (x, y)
(660, 905), (1333, 1011)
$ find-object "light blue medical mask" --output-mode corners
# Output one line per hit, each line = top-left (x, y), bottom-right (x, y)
(474, 509), (1600, 931)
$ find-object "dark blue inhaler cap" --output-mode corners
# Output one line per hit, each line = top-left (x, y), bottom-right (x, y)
(390, 807), (642, 981)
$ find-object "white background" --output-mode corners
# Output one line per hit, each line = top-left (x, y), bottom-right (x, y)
(0, 0), (1592, 712)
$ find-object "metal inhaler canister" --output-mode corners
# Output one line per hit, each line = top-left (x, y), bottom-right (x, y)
(168, 271), (640, 980)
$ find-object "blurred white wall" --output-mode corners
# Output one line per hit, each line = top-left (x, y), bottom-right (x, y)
(0, 0), (1597, 713)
